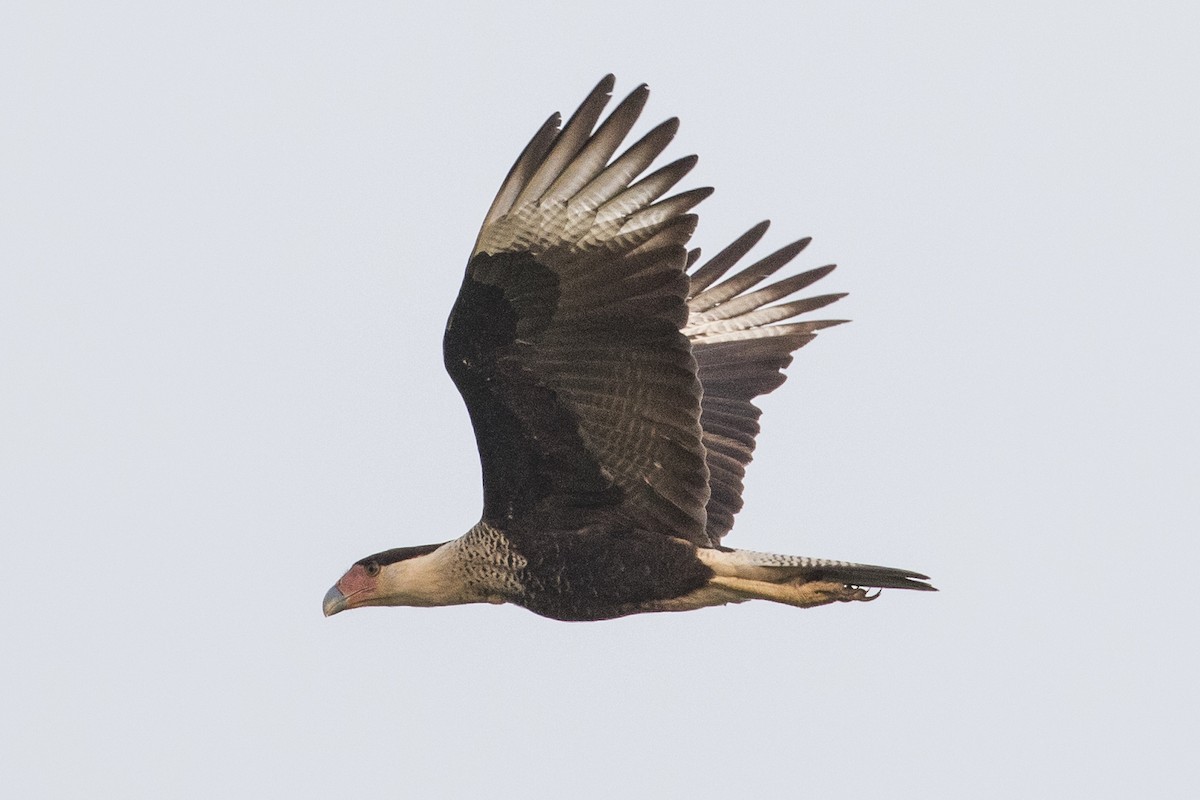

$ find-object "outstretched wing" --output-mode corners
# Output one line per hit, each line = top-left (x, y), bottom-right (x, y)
(444, 76), (713, 545)
(684, 221), (847, 541)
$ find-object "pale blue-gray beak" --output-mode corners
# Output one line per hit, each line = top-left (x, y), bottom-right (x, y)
(323, 584), (348, 617)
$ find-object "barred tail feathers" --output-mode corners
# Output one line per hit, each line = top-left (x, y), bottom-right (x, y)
(697, 547), (936, 597)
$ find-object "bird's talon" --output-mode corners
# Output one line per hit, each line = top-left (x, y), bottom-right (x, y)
(837, 585), (879, 603)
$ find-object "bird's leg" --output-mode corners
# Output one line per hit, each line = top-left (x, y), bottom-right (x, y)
(786, 580), (879, 607)
(709, 576), (879, 609)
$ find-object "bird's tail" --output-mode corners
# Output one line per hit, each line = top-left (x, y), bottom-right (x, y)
(692, 547), (935, 608)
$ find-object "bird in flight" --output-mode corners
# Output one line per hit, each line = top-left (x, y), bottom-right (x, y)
(323, 76), (935, 622)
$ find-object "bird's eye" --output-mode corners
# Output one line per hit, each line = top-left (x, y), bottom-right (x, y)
(364, 561), (380, 577)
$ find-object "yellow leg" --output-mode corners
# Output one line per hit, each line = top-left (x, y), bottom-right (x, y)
(709, 576), (878, 609)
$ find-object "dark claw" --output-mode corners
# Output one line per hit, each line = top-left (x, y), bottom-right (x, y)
(841, 585), (880, 603)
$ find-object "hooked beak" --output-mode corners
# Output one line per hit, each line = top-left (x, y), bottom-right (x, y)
(323, 563), (378, 617)
(323, 584), (349, 616)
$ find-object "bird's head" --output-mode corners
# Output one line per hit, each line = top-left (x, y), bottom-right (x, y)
(322, 542), (450, 616)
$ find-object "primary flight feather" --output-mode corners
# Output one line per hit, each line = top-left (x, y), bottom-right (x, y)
(323, 76), (934, 622)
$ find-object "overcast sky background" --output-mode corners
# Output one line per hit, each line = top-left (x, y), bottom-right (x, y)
(3, 2), (1197, 797)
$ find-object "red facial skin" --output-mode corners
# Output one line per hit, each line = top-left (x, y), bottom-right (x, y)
(335, 564), (378, 608)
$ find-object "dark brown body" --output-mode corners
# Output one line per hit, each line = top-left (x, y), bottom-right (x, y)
(508, 527), (715, 621)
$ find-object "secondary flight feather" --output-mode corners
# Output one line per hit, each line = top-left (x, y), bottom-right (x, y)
(323, 76), (934, 621)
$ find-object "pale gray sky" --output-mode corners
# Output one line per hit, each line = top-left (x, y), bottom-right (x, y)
(3, 2), (1197, 797)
